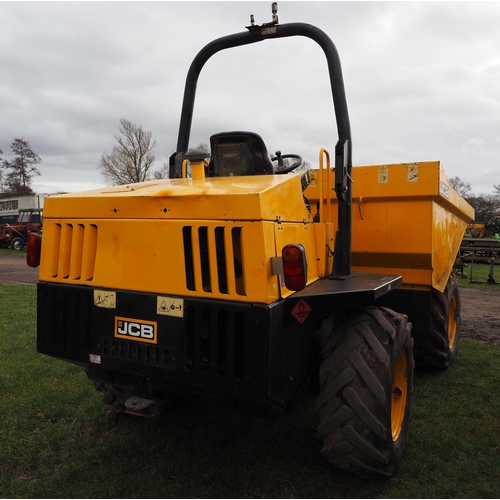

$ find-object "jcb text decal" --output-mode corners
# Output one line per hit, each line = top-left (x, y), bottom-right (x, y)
(114, 317), (157, 344)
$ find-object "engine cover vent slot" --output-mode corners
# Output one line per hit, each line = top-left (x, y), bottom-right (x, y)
(182, 225), (245, 296)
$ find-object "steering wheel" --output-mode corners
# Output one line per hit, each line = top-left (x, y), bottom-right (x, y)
(272, 151), (303, 174)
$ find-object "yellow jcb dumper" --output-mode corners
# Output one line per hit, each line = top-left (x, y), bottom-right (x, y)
(28, 4), (473, 478)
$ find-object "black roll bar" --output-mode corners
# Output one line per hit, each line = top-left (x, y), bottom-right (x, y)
(169, 21), (353, 276)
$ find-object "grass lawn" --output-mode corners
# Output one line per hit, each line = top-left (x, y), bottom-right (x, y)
(1, 283), (500, 498)
(457, 261), (500, 289)
(0, 247), (27, 256)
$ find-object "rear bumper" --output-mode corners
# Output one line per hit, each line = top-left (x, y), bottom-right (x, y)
(36, 283), (314, 415)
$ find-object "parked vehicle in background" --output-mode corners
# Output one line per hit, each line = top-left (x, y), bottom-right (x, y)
(0, 194), (45, 224)
(467, 215), (500, 238)
(0, 208), (43, 250)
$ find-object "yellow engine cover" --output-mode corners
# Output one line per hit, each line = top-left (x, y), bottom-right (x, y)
(39, 174), (318, 303)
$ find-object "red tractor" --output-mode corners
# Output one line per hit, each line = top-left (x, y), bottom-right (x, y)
(0, 208), (43, 250)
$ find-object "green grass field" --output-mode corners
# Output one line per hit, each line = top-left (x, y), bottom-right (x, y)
(0, 247), (26, 256)
(457, 261), (500, 289)
(1, 282), (500, 498)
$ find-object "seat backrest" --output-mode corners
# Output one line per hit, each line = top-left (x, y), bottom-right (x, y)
(208, 131), (275, 177)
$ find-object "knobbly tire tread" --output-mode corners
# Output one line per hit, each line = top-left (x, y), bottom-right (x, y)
(412, 274), (461, 369)
(316, 306), (414, 479)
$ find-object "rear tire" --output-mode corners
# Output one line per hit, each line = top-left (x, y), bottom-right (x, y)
(471, 228), (486, 238)
(413, 274), (461, 369)
(316, 307), (414, 478)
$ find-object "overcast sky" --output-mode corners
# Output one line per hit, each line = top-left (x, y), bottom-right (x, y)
(2, 1), (500, 195)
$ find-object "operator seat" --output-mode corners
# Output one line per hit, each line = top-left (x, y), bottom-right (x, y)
(208, 131), (275, 177)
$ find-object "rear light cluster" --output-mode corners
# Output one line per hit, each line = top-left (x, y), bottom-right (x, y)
(281, 244), (307, 291)
(27, 232), (42, 268)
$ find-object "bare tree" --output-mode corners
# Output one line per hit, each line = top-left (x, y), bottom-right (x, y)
(153, 163), (170, 180)
(191, 143), (210, 153)
(98, 119), (158, 185)
(465, 193), (500, 222)
(1, 138), (41, 195)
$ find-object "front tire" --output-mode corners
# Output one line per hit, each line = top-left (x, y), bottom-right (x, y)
(10, 237), (22, 250)
(316, 307), (414, 478)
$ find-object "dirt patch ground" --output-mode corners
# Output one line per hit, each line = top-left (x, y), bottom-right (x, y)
(1, 252), (500, 345)
(0, 253), (39, 286)
(459, 287), (500, 345)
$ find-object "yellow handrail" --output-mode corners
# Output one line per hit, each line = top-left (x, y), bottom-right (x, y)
(319, 148), (332, 223)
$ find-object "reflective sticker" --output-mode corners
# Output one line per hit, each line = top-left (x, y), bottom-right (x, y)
(157, 296), (184, 318)
(291, 299), (312, 324)
(89, 354), (101, 364)
(378, 165), (388, 183)
(94, 290), (116, 309)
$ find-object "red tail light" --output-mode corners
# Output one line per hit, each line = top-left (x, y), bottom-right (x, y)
(282, 244), (307, 291)
(27, 232), (42, 268)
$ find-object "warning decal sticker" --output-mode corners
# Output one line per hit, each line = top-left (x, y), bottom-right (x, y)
(157, 296), (184, 318)
(291, 299), (312, 324)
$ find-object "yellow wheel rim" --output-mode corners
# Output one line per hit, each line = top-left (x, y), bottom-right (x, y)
(448, 295), (457, 349)
(391, 348), (408, 442)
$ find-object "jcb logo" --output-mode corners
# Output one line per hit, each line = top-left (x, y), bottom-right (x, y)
(115, 317), (157, 344)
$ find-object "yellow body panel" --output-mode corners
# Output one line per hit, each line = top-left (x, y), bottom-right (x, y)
(43, 175), (311, 223)
(40, 158), (473, 300)
(305, 161), (474, 292)
(39, 174), (318, 303)
(40, 219), (283, 303)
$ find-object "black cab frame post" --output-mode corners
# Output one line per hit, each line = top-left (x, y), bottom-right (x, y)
(169, 22), (353, 276)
